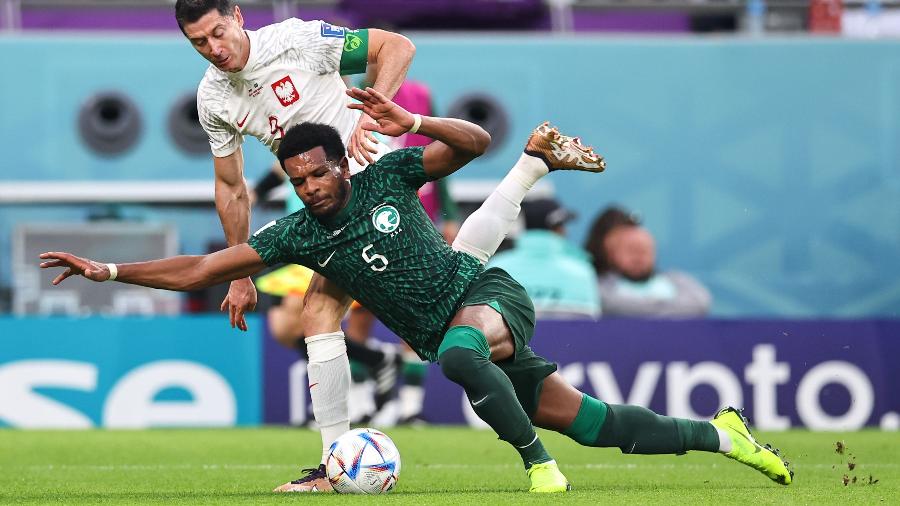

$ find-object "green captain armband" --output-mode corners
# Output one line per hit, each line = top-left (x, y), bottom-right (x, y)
(339, 29), (369, 75)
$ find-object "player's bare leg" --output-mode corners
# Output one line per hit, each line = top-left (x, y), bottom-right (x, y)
(453, 122), (605, 264)
(532, 372), (793, 485)
(267, 294), (305, 349)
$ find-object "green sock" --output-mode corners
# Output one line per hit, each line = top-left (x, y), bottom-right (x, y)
(588, 403), (720, 454)
(402, 360), (428, 386)
(349, 360), (370, 383)
(562, 394), (608, 445)
(438, 326), (552, 469)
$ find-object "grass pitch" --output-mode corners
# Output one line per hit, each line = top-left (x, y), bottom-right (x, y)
(0, 427), (895, 505)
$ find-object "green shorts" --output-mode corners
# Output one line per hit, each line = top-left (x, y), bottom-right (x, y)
(457, 267), (558, 418)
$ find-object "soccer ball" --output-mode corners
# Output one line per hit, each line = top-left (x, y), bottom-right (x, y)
(325, 428), (401, 494)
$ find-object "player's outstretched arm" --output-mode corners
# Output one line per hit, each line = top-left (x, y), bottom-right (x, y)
(39, 244), (267, 292)
(346, 86), (490, 179)
(214, 150), (258, 331)
(346, 29), (415, 166)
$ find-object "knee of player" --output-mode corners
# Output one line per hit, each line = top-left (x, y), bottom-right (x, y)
(438, 346), (480, 384)
(272, 331), (301, 350)
(265, 306), (302, 343)
(273, 332), (304, 353)
(299, 301), (346, 334)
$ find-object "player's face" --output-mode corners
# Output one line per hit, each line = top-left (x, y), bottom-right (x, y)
(284, 146), (351, 219)
(182, 6), (248, 73)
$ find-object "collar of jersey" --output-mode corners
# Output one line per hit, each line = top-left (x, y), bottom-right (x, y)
(317, 182), (358, 231)
(230, 29), (259, 80)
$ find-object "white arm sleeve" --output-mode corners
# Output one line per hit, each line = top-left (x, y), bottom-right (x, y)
(197, 87), (242, 158)
(282, 18), (346, 75)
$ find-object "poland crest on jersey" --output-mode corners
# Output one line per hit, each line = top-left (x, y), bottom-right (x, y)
(372, 205), (400, 234)
(271, 76), (299, 106)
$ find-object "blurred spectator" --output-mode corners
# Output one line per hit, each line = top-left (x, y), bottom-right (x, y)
(490, 198), (600, 319)
(585, 206), (711, 318)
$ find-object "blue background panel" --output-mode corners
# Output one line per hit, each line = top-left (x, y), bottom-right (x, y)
(0, 316), (262, 427)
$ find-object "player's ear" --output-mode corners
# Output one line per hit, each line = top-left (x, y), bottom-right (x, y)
(340, 156), (350, 179)
(233, 5), (244, 27)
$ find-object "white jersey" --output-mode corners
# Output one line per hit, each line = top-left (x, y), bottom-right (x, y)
(197, 19), (370, 163)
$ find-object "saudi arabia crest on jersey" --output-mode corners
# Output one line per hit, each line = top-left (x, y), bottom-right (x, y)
(372, 205), (400, 234)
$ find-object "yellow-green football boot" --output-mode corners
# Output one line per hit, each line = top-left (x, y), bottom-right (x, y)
(711, 407), (794, 485)
(526, 460), (571, 493)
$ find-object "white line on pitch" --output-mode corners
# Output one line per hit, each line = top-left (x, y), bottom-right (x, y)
(5, 463), (898, 472)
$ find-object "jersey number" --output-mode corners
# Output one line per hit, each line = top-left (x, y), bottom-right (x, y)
(268, 115), (285, 141)
(362, 244), (388, 272)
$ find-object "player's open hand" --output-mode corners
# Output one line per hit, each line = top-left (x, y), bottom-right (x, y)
(38, 251), (112, 285)
(347, 87), (415, 138)
(221, 277), (257, 331)
(347, 112), (381, 166)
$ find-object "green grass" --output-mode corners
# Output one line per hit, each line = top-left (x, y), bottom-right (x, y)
(0, 427), (895, 505)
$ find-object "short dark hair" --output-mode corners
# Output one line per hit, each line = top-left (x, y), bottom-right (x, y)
(175, 0), (234, 32)
(584, 205), (640, 275)
(277, 122), (346, 168)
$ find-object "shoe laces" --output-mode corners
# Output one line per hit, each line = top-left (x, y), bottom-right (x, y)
(558, 134), (596, 156)
(535, 122), (600, 160)
(290, 464), (326, 484)
(571, 137), (590, 151)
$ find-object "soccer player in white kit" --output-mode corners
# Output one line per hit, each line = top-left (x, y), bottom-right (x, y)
(176, 0), (415, 492)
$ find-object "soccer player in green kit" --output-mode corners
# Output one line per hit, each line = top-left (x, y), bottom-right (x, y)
(40, 87), (793, 493)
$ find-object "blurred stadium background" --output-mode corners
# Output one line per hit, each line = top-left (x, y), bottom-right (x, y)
(0, 0), (898, 495)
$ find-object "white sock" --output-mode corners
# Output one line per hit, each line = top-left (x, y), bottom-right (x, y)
(399, 385), (425, 420)
(306, 332), (351, 464)
(349, 379), (376, 423)
(715, 426), (732, 453)
(452, 153), (548, 264)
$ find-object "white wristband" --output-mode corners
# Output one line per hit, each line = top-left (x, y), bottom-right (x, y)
(409, 114), (422, 134)
(106, 263), (118, 282)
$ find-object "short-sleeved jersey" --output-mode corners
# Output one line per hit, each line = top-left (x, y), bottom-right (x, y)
(248, 148), (484, 361)
(197, 19), (368, 158)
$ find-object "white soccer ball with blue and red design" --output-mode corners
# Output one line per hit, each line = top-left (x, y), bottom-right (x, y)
(325, 428), (401, 494)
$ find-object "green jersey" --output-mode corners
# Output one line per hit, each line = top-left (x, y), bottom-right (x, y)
(248, 147), (484, 361)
